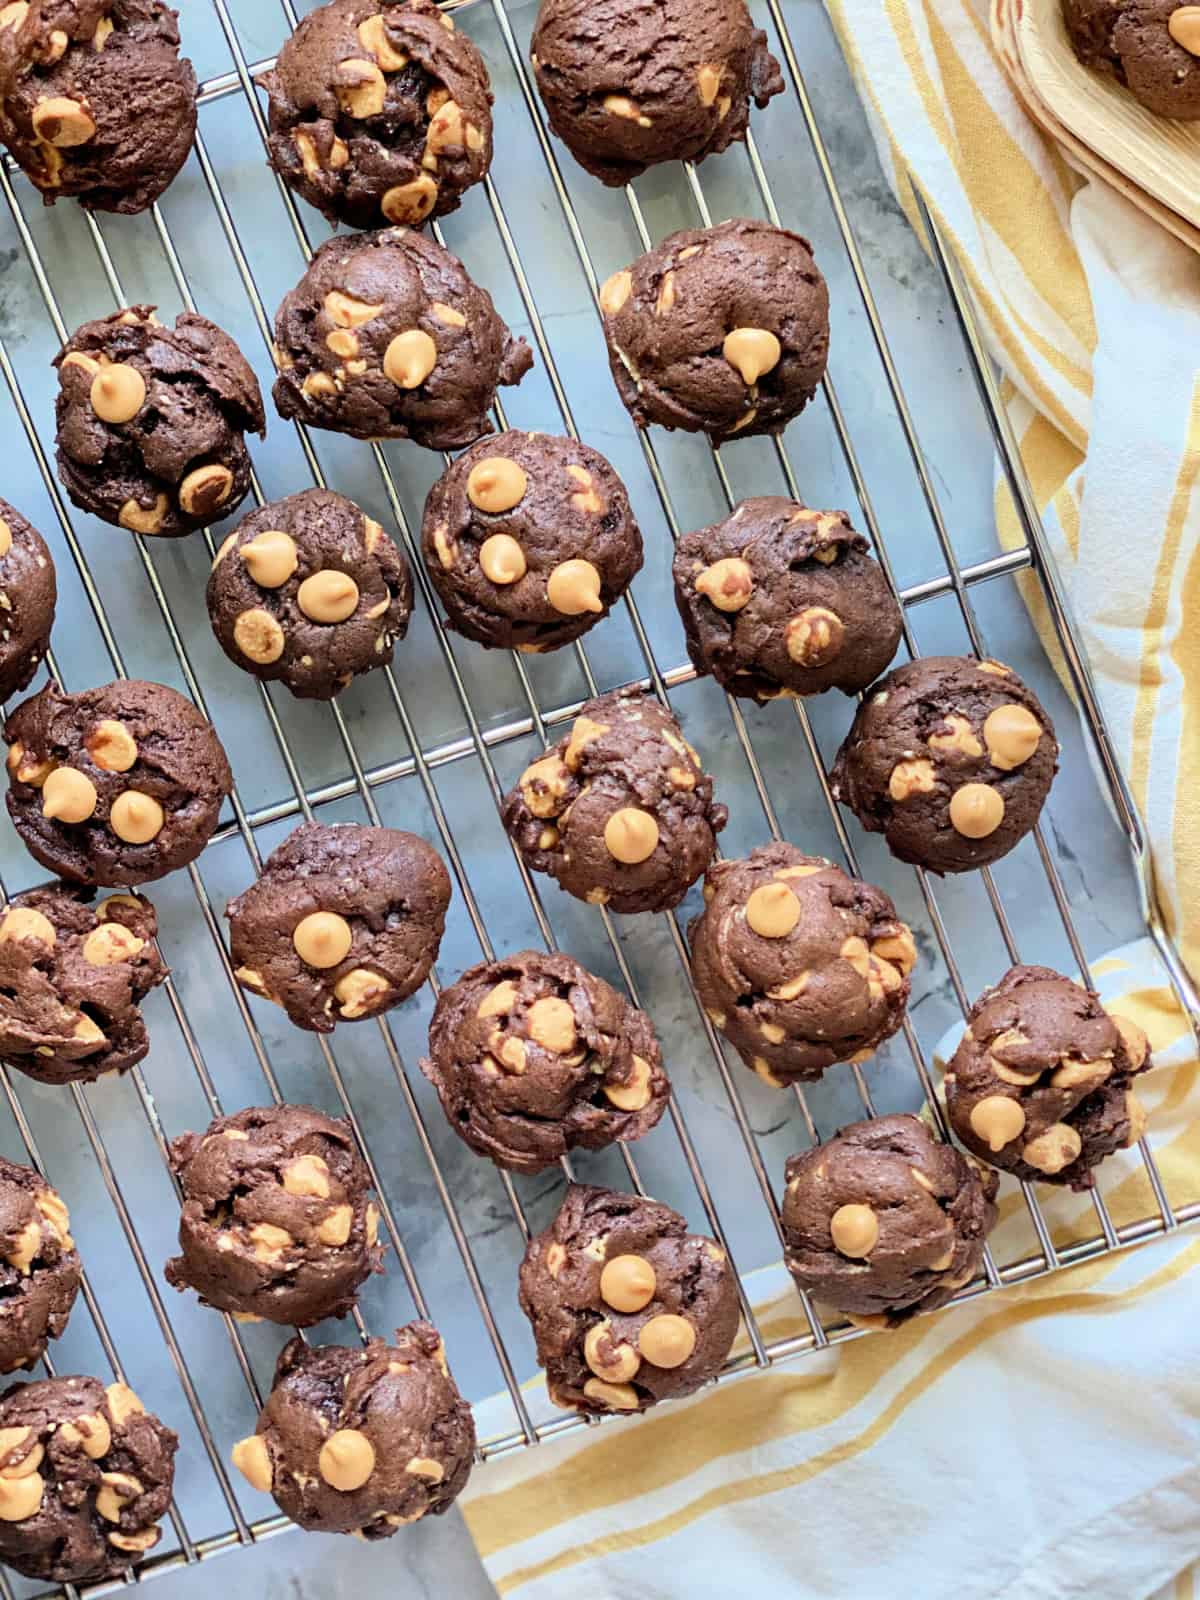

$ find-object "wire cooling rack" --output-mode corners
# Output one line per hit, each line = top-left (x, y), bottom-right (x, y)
(0, 0), (1197, 1593)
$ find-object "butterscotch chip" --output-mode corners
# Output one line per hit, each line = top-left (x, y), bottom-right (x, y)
(829, 1203), (879, 1258)
(478, 533), (526, 585)
(949, 783), (1005, 839)
(982, 703), (1042, 771)
(384, 329), (438, 388)
(297, 570), (360, 624)
(89, 363), (145, 424)
(40, 767), (97, 824)
(603, 807), (659, 864)
(239, 529), (299, 589)
(109, 792), (165, 845)
(694, 556), (753, 613)
(234, 608), (285, 663)
(86, 720), (137, 773)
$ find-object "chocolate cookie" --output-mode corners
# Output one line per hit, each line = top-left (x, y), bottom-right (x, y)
(502, 687), (728, 914)
(54, 306), (265, 538)
(421, 431), (644, 652)
(518, 1183), (739, 1414)
(599, 218), (829, 442)
(830, 655), (1060, 874)
(0, 1), (196, 214)
(208, 490), (413, 701)
(420, 950), (669, 1173)
(688, 843), (915, 1087)
(1062, 0), (1200, 117)
(0, 499), (55, 703)
(944, 964), (1153, 1190)
(0, 887), (165, 1084)
(0, 1157), (80, 1374)
(673, 499), (902, 702)
(781, 1113), (999, 1328)
(230, 1322), (474, 1537)
(531, 0), (783, 186)
(261, 0), (493, 229)
(4, 679), (232, 887)
(0, 1375), (177, 1583)
(227, 821), (450, 1033)
(165, 1104), (384, 1328)
(272, 227), (533, 449)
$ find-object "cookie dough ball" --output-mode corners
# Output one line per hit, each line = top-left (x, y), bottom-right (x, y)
(945, 964), (1153, 1190)
(519, 1183), (739, 1414)
(0, 887), (165, 1084)
(208, 490), (412, 700)
(830, 655), (1059, 874)
(4, 679), (233, 887)
(0, 1158), (80, 1374)
(0, 1374), (177, 1583)
(1062, 0), (1200, 118)
(0, 499), (56, 703)
(421, 431), (644, 652)
(165, 1104), (384, 1327)
(689, 843), (915, 1087)
(502, 687), (728, 915)
(600, 218), (829, 442)
(227, 821), (450, 1034)
(261, 0), (492, 229)
(0, 1), (197, 214)
(230, 1322), (474, 1537)
(781, 1113), (999, 1328)
(272, 227), (533, 450)
(673, 499), (902, 702)
(531, 0), (783, 186)
(420, 950), (669, 1173)
(54, 305), (265, 538)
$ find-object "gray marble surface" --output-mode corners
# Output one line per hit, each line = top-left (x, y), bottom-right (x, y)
(0, 0), (1154, 1596)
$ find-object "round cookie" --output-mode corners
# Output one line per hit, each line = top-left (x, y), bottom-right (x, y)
(0, 499), (56, 703)
(501, 686), (728, 915)
(420, 950), (670, 1173)
(530, 0), (783, 186)
(1062, 0), (1200, 118)
(4, 678), (233, 887)
(599, 218), (829, 442)
(830, 654), (1059, 874)
(944, 964), (1153, 1190)
(229, 1322), (474, 1537)
(421, 431), (644, 652)
(261, 0), (493, 229)
(0, 1374), (177, 1583)
(518, 1182), (740, 1414)
(54, 305), (265, 538)
(165, 1103), (384, 1327)
(673, 499), (903, 702)
(0, 1157), (80, 1374)
(781, 1113), (999, 1328)
(688, 842), (916, 1087)
(0, 0), (197, 214)
(227, 821), (451, 1033)
(208, 489), (413, 700)
(0, 887), (165, 1084)
(272, 227), (533, 449)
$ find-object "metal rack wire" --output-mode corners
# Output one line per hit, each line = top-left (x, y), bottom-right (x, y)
(0, 0), (1195, 1593)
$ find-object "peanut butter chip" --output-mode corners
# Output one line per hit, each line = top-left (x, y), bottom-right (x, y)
(949, 783), (1005, 839)
(406, 1456), (445, 1482)
(696, 63), (723, 106)
(479, 533), (527, 585)
(319, 1429), (376, 1492)
(583, 1378), (640, 1411)
(318, 1204), (354, 1246)
(547, 559), (603, 615)
(335, 58), (387, 118)
(786, 607), (844, 666)
(90, 363), (145, 424)
(0, 518), (10, 559)
(357, 12), (408, 69)
(82, 923), (144, 966)
(96, 1471), (141, 1522)
(527, 995), (576, 1053)
(426, 98), (471, 155)
(0, 4), (28, 33)
(1110, 1012), (1151, 1070)
(969, 1094), (1026, 1152)
(105, 1381), (144, 1425)
(382, 174), (439, 223)
(1022, 1122), (1083, 1174)
(0, 1472), (43, 1521)
(334, 968), (389, 1018)
(179, 464), (234, 518)
(59, 1413), (110, 1460)
(695, 556), (753, 612)
(42, 766), (97, 824)
(584, 1321), (641, 1382)
(298, 570), (359, 623)
(468, 456), (528, 513)
(108, 1527), (159, 1554)
(241, 529), (299, 589)
(32, 96), (96, 146)
(293, 911), (353, 968)
(872, 926), (917, 976)
(1169, 4), (1200, 53)
(928, 714), (983, 758)
(478, 980), (518, 1019)
(0, 908), (55, 947)
(982, 703), (1042, 771)
(6, 1221), (38, 1273)
(231, 1435), (273, 1493)
(599, 270), (632, 316)
(602, 93), (651, 125)
(234, 608), (285, 664)
(87, 719), (138, 773)
(830, 1203), (879, 1258)
(888, 758), (936, 801)
(384, 330), (437, 388)
(1125, 1091), (1149, 1146)
(520, 755), (570, 817)
(604, 1053), (653, 1111)
(599, 1253), (656, 1313)
(603, 807), (659, 864)
(282, 1153), (331, 1199)
(432, 302), (466, 328)
(745, 882), (801, 939)
(723, 327), (782, 385)
(119, 494), (168, 534)
(638, 1313), (696, 1368)
(325, 290), (385, 328)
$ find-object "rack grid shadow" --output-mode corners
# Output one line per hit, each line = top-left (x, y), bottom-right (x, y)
(0, 0), (1196, 1594)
